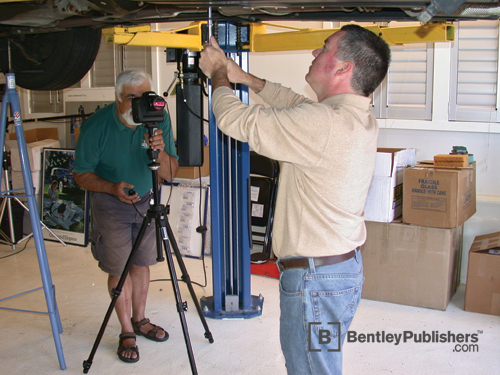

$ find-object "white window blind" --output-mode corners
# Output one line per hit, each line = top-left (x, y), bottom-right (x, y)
(372, 20), (434, 120)
(122, 45), (152, 72)
(90, 34), (116, 87)
(384, 43), (433, 120)
(449, 20), (500, 122)
(90, 33), (152, 88)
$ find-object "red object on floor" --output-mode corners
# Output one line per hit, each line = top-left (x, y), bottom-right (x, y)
(250, 258), (280, 279)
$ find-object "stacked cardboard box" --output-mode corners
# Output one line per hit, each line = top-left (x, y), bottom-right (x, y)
(5, 128), (60, 199)
(361, 154), (476, 311)
(364, 148), (416, 222)
(402, 162), (476, 228)
(464, 232), (500, 316)
(361, 220), (463, 310)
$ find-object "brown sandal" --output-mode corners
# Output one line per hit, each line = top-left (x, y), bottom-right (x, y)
(132, 318), (169, 342)
(117, 333), (139, 363)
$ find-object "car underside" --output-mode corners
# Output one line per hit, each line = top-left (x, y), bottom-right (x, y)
(2, 1), (500, 33)
(1, 0), (500, 90)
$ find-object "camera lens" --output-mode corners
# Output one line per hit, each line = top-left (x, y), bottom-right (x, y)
(151, 96), (165, 111)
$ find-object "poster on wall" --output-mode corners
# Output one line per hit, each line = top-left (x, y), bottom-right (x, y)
(160, 182), (209, 259)
(40, 148), (89, 246)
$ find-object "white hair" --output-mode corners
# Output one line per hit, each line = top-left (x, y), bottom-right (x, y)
(115, 69), (153, 101)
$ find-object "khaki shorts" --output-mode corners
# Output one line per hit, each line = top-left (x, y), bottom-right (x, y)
(89, 191), (157, 276)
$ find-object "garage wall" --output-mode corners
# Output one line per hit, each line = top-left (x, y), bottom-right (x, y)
(246, 42), (499, 200)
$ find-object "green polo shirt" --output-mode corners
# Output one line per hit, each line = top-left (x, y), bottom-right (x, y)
(74, 103), (178, 197)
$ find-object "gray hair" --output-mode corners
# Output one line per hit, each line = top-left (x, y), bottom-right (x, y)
(336, 24), (391, 97)
(115, 69), (153, 101)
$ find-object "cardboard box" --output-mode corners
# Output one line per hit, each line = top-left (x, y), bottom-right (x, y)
(402, 162), (476, 228)
(361, 220), (463, 310)
(464, 232), (500, 315)
(175, 146), (210, 179)
(364, 148), (416, 222)
(8, 127), (59, 143)
(6, 138), (60, 172)
(6, 128), (60, 172)
(11, 170), (41, 195)
(11, 170), (42, 210)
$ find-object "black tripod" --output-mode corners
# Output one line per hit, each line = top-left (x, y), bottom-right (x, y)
(83, 123), (214, 375)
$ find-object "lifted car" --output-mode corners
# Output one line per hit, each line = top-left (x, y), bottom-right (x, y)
(1, 1), (500, 90)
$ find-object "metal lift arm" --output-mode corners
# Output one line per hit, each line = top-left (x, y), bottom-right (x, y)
(249, 21), (455, 52)
(103, 23), (206, 51)
(103, 21), (455, 51)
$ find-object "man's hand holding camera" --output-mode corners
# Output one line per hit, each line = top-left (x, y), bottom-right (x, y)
(145, 128), (165, 153)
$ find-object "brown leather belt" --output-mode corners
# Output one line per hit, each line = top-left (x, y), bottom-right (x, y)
(278, 250), (357, 272)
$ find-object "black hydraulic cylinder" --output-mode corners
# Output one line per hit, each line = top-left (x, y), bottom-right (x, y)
(176, 82), (204, 167)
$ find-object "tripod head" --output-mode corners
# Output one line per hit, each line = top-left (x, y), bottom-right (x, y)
(143, 122), (160, 162)
(132, 91), (166, 162)
(139, 120), (164, 262)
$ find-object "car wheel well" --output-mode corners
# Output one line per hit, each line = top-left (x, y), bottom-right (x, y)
(0, 26), (102, 90)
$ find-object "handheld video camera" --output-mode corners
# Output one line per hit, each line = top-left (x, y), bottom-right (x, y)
(132, 91), (165, 124)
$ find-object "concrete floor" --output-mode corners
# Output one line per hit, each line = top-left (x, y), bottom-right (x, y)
(0, 239), (499, 375)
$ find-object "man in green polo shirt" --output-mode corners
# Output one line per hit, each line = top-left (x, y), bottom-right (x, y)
(74, 69), (178, 363)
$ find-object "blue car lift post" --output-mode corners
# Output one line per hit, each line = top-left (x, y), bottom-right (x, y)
(0, 67), (66, 370)
(201, 22), (264, 319)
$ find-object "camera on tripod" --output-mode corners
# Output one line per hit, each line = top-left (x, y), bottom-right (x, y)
(132, 91), (165, 124)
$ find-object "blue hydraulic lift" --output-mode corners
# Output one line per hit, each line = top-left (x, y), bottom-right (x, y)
(200, 22), (264, 319)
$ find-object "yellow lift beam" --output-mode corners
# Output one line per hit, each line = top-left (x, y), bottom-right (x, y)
(250, 22), (455, 52)
(103, 23), (205, 51)
(103, 21), (454, 52)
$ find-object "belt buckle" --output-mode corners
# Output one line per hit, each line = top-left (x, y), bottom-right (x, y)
(277, 260), (285, 273)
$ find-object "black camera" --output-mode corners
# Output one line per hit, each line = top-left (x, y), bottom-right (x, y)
(132, 91), (165, 124)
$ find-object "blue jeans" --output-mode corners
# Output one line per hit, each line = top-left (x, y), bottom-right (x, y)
(278, 250), (364, 375)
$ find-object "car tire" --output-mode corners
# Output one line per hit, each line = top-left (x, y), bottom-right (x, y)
(0, 26), (102, 91)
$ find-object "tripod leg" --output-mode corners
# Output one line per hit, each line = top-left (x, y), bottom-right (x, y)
(159, 223), (198, 375)
(0, 165), (16, 246)
(83, 215), (151, 374)
(155, 217), (165, 262)
(163, 216), (214, 343)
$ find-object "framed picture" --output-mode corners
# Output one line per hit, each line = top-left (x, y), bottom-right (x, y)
(40, 148), (89, 246)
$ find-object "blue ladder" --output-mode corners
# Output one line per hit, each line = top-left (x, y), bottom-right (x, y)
(0, 71), (66, 370)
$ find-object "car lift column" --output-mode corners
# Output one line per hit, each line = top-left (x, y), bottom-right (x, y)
(201, 22), (263, 319)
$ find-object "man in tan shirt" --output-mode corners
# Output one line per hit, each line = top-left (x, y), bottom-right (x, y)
(200, 25), (390, 374)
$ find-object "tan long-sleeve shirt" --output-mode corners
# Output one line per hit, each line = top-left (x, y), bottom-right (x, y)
(212, 81), (378, 259)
